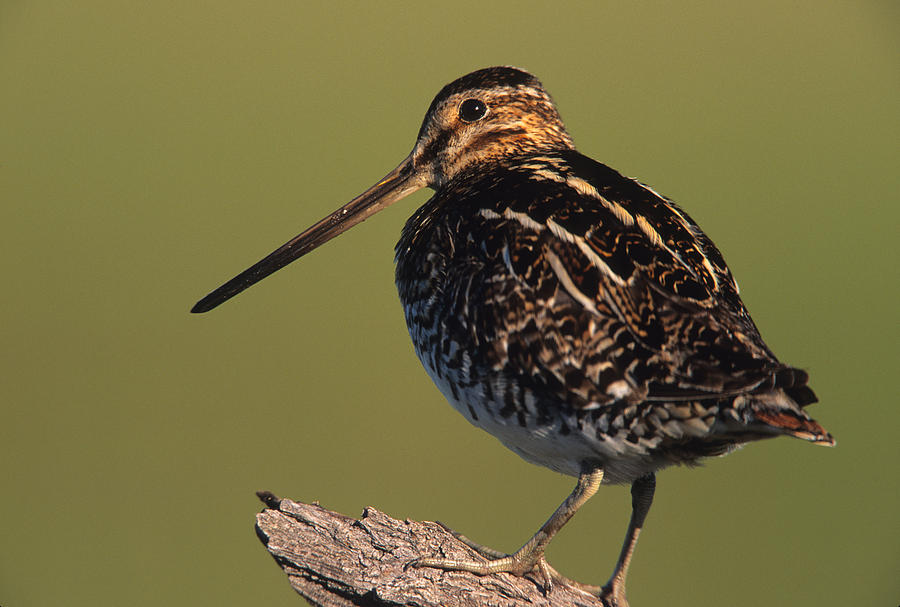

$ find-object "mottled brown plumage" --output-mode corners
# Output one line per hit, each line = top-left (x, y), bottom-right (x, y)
(193, 66), (833, 606)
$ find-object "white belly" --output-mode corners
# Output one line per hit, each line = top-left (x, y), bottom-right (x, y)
(420, 353), (672, 485)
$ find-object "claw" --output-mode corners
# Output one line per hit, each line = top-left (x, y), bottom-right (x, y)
(599, 583), (629, 607)
(536, 557), (554, 594)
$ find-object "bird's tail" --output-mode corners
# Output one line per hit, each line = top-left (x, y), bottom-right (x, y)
(752, 407), (835, 446)
(755, 367), (835, 445)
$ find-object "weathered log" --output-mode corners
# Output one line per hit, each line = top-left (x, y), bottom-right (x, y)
(255, 491), (609, 607)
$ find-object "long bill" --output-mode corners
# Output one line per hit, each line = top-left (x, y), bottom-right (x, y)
(191, 155), (424, 313)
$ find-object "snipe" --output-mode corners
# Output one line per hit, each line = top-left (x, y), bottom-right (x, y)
(192, 67), (833, 606)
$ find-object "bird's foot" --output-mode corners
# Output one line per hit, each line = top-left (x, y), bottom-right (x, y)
(409, 548), (554, 593)
(597, 576), (629, 606)
(410, 522), (601, 596)
(411, 522), (630, 605)
(408, 523), (557, 592)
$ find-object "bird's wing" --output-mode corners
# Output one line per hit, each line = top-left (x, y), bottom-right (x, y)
(467, 152), (814, 408)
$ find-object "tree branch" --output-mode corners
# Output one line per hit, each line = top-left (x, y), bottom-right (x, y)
(254, 491), (608, 607)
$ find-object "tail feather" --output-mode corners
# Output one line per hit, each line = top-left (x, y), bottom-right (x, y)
(785, 385), (818, 407)
(753, 408), (835, 446)
(774, 367), (818, 407)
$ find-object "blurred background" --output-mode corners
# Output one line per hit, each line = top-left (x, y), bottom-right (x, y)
(1, 2), (897, 606)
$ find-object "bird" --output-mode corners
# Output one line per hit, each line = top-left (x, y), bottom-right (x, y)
(192, 66), (834, 606)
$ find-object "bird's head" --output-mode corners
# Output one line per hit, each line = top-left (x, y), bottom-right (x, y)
(411, 66), (574, 187)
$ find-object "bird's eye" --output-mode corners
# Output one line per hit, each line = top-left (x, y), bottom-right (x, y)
(458, 98), (488, 123)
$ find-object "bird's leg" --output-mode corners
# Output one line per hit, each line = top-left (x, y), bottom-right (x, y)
(599, 473), (656, 607)
(410, 467), (605, 591)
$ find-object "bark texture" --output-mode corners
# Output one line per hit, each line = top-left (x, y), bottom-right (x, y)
(255, 491), (610, 607)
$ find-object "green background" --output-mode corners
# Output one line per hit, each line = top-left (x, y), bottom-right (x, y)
(1, 2), (897, 606)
